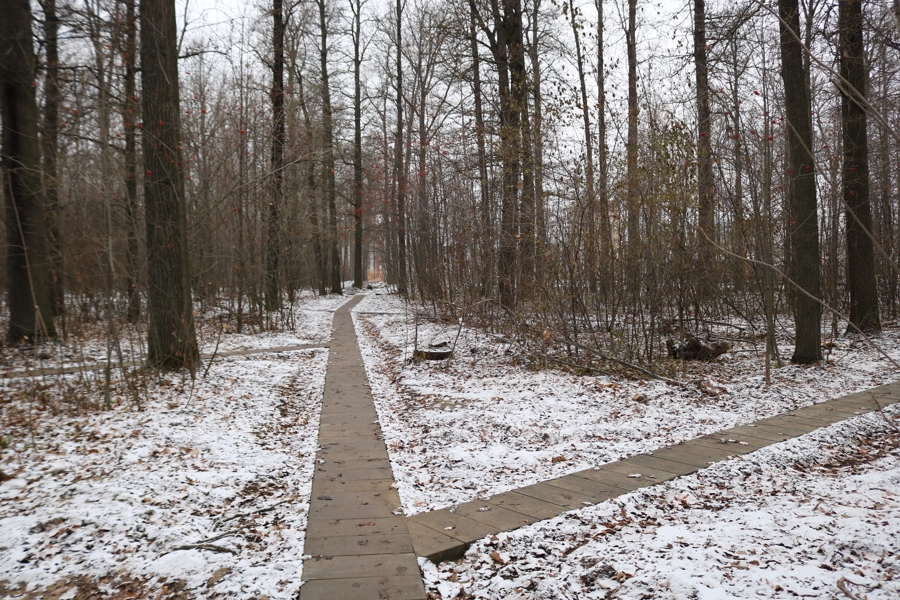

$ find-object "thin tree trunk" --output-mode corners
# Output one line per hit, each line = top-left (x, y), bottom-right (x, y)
(839, 0), (880, 333)
(266, 0), (285, 311)
(393, 0), (408, 295)
(2, 0), (57, 342)
(122, 0), (141, 323)
(568, 0), (596, 288)
(694, 0), (714, 298)
(351, 0), (365, 288)
(595, 0), (610, 262)
(317, 0), (342, 294)
(625, 0), (639, 276)
(140, 0), (199, 370)
(779, 0), (821, 363)
(41, 0), (65, 320)
(470, 10), (491, 296)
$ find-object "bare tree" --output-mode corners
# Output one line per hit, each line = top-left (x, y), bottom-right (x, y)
(839, 0), (880, 333)
(140, 0), (199, 369)
(2, 0), (58, 342)
(779, 0), (821, 363)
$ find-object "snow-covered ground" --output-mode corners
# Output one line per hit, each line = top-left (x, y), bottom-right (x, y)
(3, 289), (900, 599)
(420, 405), (900, 599)
(0, 290), (349, 376)
(0, 293), (351, 599)
(352, 293), (900, 515)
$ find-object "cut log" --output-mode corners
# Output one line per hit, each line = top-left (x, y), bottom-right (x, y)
(666, 336), (730, 361)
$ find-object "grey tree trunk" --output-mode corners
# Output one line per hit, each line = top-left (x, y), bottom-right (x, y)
(140, 0), (199, 370)
(839, 0), (880, 333)
(779, 0), (822, 363)
(2, 0), (57, 342)
(266, 0), (285, 311)
(317, 0), (342, 294)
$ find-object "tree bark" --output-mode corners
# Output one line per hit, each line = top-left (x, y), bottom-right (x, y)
(140, 0), (199, 370)
(394, 0), (407, 295)
(839, 0), (880, 333)
(595, 0), (611, 262)
(779, 0), (821, 363)
(317, 0), (341, 294)
(1, 0), (57, 342)
(40, 0), (65, 320)
(266, 0), (285, 311)
(122, 0), (141, 323)
(625, 0), (639, 272)
(351, 0), (365, 289)
(694, 0), (714, 294)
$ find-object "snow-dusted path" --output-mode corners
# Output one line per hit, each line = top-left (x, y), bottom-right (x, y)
(299, 294), (426, 600)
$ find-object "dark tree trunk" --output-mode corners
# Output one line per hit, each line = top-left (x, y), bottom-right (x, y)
(266, 0), (285, 311)
(296, 72), (326, 296)
(511, 0), (535, 296)
(2, 0), (57, 342)
(839, 0), (880, 333)
(595, 0), (611, 263)
(625, 0), (639, 270)
(470, 9), (491, 296)
(317, 0), (341, 295)
(528, 0), (546, 271)
(122, 0), (141, 323)
(779, 0), (821, 363)
(471, 0), (519, 308)
(694, 0), (714, 293)
(394, 0), (407, 295)
(351, 0), (365, 289)
(40, 0), (65, 320)
(139, 0), (199, 370)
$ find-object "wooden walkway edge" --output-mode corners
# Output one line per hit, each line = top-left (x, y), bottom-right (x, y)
(406, 384), (900, 564)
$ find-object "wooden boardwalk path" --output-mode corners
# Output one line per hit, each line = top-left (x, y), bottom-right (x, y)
(406, 383), (900, 563)
(300, 294), (426, 600)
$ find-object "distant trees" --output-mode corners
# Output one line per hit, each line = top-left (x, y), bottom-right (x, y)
(5, 0), (900, 376)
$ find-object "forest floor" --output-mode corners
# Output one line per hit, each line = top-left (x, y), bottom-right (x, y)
(1, 288), (899, 599)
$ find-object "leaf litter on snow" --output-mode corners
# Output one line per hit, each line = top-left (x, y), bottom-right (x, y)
(352, 294), (900, 515)
(419, 406), (900, 599)
(0, 294), (346, 598)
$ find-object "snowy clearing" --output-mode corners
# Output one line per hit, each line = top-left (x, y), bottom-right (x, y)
(0, 292), (352, 599)
(352, 293), (900, 514)
(419, 405), (900, 600)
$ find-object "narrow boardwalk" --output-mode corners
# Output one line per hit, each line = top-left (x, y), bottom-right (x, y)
(300, 295), (426, 600)
(407, 383), (900, 563)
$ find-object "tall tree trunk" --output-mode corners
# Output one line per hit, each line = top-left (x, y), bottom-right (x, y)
(351, 0), (365, 288)
(122, 0), (141, 323)
(595, 0), (611, 262)
(471, 0), (519, 308)
(394, 0), (408, 295)
(625, 0), (639, 274)
(511, 0), (534, 296)
(140, 0), (199, 370)
(779, 0), (821, 363)
(41, 0), (65, 320)
(568, 0), (596, 286)
(266, 0), (285, 311)
(839, 0), (880, 333)
(528, 0), (546, 271)
(297, 71), (326, 295)
(317, 0), (342, 294)
(694, 0), (714, 298)
(470, 9), (491, 296)
(2, 0), (57, 342)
